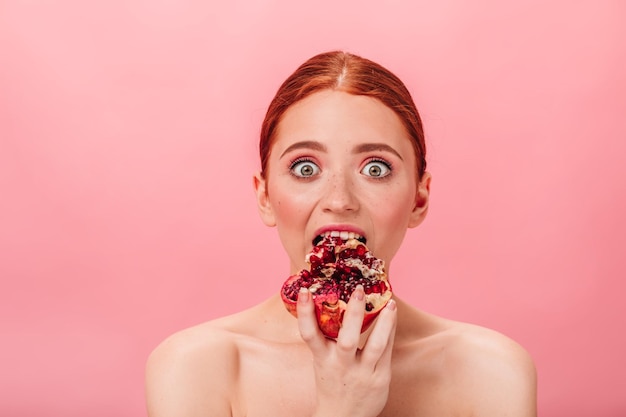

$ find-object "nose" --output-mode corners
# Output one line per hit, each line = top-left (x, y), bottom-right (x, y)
(320, 171), (360, 214)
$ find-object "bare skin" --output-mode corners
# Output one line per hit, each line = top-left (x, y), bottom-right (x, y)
(146, 293), (536, 417)
(146, 90), (537, 416)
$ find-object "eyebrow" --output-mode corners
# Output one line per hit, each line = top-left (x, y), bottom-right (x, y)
(280, 140), (403, 160)
(353, 143), (403, 161)
(280, 140), (327, 158)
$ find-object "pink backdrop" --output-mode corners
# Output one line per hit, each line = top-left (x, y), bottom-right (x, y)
(1, 1), (625, 416)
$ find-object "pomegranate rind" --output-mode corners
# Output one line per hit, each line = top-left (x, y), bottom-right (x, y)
(280, 237), (392, 339)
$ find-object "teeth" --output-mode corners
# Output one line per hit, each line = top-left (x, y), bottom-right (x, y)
(320, 231), (364, 241)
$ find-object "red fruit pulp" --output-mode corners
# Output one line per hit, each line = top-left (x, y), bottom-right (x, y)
(280, 235), (392, 339)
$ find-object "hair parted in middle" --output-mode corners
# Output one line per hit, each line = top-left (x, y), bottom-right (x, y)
(259, 51), (427, 180)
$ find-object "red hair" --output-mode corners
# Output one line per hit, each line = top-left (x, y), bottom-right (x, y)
(259, 51), (427, 179)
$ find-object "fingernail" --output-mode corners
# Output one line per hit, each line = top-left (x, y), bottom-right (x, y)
(355, 285), (364, 301)
(298, 287), (309, 303)
(386, 299), (397, 311)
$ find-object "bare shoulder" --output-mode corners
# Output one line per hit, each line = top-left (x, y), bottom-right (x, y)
(389, 301), (536, 416)
(145, 321), (239, 417)
(438, 320), (537, 416)
(145, 297), (289, 417)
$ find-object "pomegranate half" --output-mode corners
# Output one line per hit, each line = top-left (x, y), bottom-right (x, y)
(280, 235), (392, 339)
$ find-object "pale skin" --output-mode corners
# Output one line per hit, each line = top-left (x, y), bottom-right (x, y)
(145, 90), (537, 417)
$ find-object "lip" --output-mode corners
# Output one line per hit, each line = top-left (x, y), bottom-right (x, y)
(312, 224), (367, 245)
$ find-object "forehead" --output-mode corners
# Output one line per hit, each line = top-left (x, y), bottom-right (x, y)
(271, 90), (412, 157)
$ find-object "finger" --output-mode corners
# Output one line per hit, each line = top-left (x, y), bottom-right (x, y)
(360, 299), (397, 369)
(296, 288), (327, 353)
(335, 285), (366, 357)
(375, 300), (398, 372)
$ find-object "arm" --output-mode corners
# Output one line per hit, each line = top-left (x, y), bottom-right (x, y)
(297, 286), (397, 417)
(145, 330), (235, 417)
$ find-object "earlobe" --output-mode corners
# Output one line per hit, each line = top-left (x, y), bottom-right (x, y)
(408, 172), (431, 229)
(253, 172), (276, 227)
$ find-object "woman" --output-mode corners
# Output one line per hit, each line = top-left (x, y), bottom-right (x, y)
(146, 51), (537, 417)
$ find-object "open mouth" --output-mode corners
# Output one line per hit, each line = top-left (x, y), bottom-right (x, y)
(313, 231), (367, 246)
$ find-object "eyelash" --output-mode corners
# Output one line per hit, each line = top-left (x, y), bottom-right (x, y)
(366, 157), (392, 169)
(289, 156), (315, 168)
(287, 156), (394, 178)
(363, 158), (393, 179)
(288, 157), (319, 178)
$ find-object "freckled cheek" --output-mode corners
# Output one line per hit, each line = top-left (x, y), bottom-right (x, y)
(270, 191), (312, 226)
(375, 205), (411, 234)
(372, 190), (415, 251)
(371, 186), (414, 218)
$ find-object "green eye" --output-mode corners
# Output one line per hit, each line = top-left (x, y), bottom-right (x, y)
(361, 160), (391, 178)
(290, 160), (320, 177)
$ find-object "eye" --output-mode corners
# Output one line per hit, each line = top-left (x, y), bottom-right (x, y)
(361, 159), (391, 178)
(290, 158), (321, 178)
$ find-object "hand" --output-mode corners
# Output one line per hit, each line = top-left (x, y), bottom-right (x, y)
(297, 285), (397, 417)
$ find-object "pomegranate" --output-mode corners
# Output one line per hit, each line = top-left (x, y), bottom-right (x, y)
(281, 234), (392, 339)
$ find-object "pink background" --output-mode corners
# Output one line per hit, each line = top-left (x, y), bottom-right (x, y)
(1, 1), (625, 416)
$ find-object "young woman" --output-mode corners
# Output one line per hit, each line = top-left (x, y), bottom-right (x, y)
(145, 51), (537, 417)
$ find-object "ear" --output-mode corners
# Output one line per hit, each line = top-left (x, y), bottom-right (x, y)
(408, 171), (431, 229)
(253, 172), (276, 227)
